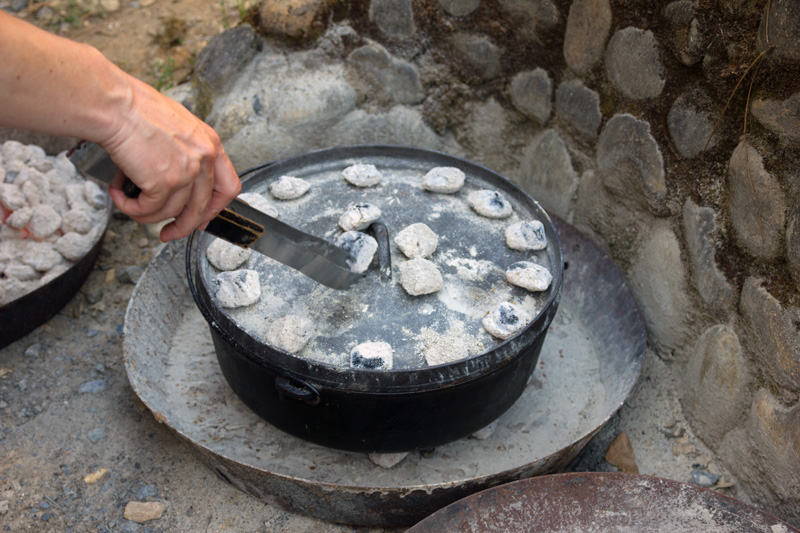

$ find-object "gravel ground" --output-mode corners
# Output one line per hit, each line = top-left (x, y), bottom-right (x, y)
(0, 215), (750, 532)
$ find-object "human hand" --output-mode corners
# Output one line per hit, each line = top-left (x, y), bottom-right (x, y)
(99, 74), (241, 242)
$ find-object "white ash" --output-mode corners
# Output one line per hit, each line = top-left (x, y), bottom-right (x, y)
(398, 257), (444, 296)
(84, 181), (107, 209)
(206, 238), (252, 271)
(28, 204), (62, 239)
(61, 208), (95, 234)
(335, 231), (377, 274)
(506, 261), (553, 292)
(238, 192), (279, 218)
(505, 220), (547, 251)
(269, 175), (311, 200)
(394, 222), (438, 259)
(342, 163), (382, 187)
(482, 301), (532, 340)
(467, 190), (514, 219)
(0, 183), (27, 211)
(338, 203), (381, 231)
(213, 269), (261, 309)
(368, 452), (408, 469)
(5, 262), (38, 281)
(22, 242), (63, 272)
(65, 183), (88, 209)
(21, 180), (41, 206)
(350, 341), (393, 370)
(471, 420), (498, 440)
(0, 140), (30, 162)
(54, 228), (101, 262)
(416, 323), (486, 367)
(265, 315), (314, 354)
(0, 276), (28, 306)
(6, 207), (33, 229)
(421, 166), (465, 193)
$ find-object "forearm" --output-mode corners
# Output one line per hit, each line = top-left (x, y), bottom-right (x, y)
(0, 10), (130, 142)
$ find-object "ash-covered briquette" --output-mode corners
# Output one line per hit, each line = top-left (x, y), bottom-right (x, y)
(482, 301), (532, 340)
(1, 140), (110, 305)
(341, 163), (382, 187)
(506, 261), (553, 292)
(467, 190), (514, 219)
(213, 269), (261, 309)
(394, 222), (438, 259)
(269, 175), (310, 200)
(505, 220), (547, 251)
(265, 315), (314, 354)
(237, 192), (279, 218)
(338, 203), (381, 231)
(335, 231), (377, 273)
(421, 166), (465, 194)
(398, 256), (444, 296)
(206, 238), (252, 271)
(350, 341), (394, 370)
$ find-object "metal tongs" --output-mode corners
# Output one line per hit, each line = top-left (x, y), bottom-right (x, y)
(68, 141), (363, 289)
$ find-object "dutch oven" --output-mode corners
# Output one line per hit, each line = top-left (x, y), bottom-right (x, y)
(187, 145), (563, 453)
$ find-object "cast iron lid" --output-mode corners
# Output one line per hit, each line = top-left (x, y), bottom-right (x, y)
(191, 145), (563, 393)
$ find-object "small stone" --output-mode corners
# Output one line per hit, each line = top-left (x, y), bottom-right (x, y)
(751, 93), (800, 144)
(213, 269), (261, 309)
(727, 141), (786, 260)
(714, 478), (736, 489)
(394, 223), (438, 259)
(134, 485), (159, 500)
(87, 427), (106, 444)
(269, 175), (311, 200)
(369, 0), (415, 39)
(605, 27), (665, 99)
(664, 1), (704, 66)
(467, 190), (513, 219)
(28, 204), (62, 239)
(757, 0), (800, 62)
(450, 32), (502, 80)
(335, 231), (378, 273)
(471, 420), (498, 440)
(681, 200), (734, 311)
(563, 0), (612, 75)
(350, 341), (393, 370)
(509, 68), (552, 124)
(194, 26), (262, 96)
(237, 192), (278, 218)
(668, 92), (716, 159)
(505, 220), (547, 251)
(421, 167), (465, 194)
(206, 238), (251, 271)
(341, 164), (382, 187)
(84, 468), (108, 484)
(519, 129), (578, 218)
(506, 261), (553, 292)
(79, 379), (106, 394)
(24, 343), (41, 357)
(347, 43), (424, 105)
(117, 265), (144, 285)
(482, 301), (531, 340)
(691, 469), (720, 488)
(605, 431), (639, 473)
(0, 500), (8, 515)
(259, 0), (329, 40)
(672, 435), (697, 456)
(99, 0), (120, 11)
(123, 501), (166, 523)
(368, 452), (408, 468)
(439, 0), (480, 16)
(398, 257), (444, 296)
(556, 80), (602, 141)
(787, 206), (800, 290)
(136, 237), (149, 248)
(265, 315), (314, 354)
(338, 203), (381, 231)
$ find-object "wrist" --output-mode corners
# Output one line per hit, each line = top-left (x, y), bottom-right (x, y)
(77, 44), (134, 146)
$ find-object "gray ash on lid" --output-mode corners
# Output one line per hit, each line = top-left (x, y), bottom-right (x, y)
(198, 159), (556, 371)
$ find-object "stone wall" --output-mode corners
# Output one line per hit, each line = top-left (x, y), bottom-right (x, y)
(181, 0), (800, 524)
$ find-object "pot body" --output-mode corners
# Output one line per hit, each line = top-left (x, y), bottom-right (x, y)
(187, 145), (562, 453)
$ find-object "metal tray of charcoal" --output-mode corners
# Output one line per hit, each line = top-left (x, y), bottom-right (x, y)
(122, 217), (646, 527)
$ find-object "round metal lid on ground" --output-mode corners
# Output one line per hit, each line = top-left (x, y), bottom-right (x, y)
(122, 217), (645, 527)
(407, 472), (799, 532)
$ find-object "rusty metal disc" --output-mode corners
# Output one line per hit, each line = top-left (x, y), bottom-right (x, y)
(122, 217), (645, 527)
(407, 472), (799, 532)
